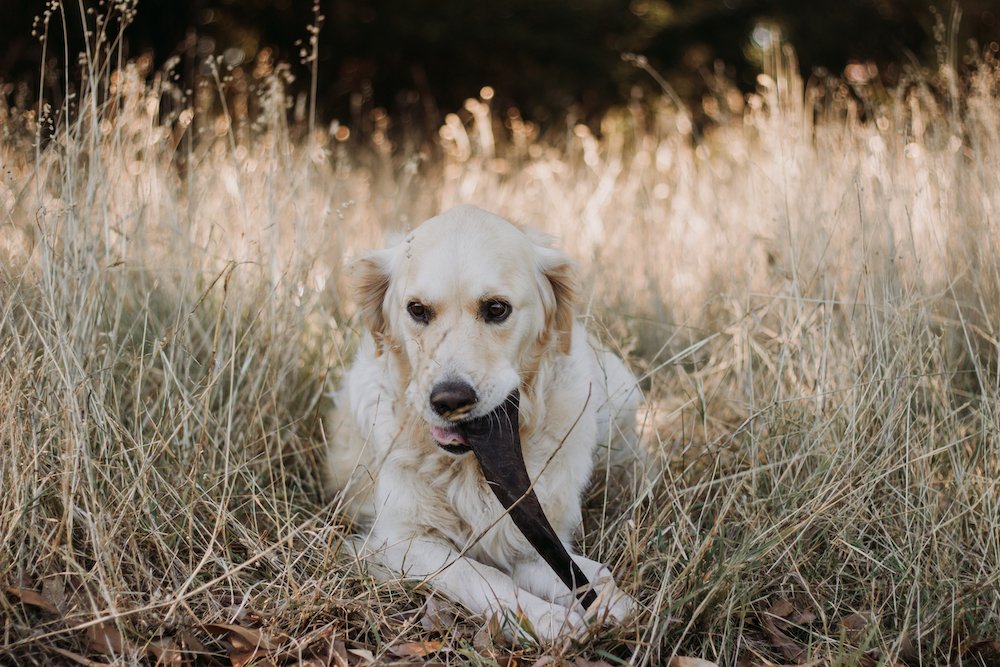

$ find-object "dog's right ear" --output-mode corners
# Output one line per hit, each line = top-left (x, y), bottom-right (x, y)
(351, 248), (394, 354)
(530, 236), (578, 356)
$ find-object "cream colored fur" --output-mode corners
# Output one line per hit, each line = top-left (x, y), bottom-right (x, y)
(325, 205), (642, 641)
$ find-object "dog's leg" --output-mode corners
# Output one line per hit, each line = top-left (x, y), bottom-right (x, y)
(512, 553), (637, 624)
(369, 535), (586, 641)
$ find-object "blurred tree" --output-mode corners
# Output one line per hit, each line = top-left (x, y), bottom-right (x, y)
(2, 0), (998, 126)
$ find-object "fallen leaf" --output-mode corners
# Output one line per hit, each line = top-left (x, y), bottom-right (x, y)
(474, 614), (502, 654)
(202, 623), (278, 652)
(42, 575), (71, 613)
(86, 621), (128, 656)
(5, 586), (61, 615)
(53, 573), (93, 615)
(388, 640), (446, 658)
(178, 629), (211, 657)
(573, 658), (614, 666)
(147, 637), (184, 666)
(421, 596), (459, 632)
(347, 647), (376, 663)
(202, 623), (284, 667)
(759, 597), (819, 664)
(838, 612), (872, 644)
(769, 598), (796, 619)
(767, 598), (816, 629)
(669, 658), (720, 667)
(45, 645), (104, 666)
(284, 626), (347, 666)
(962, 639), (1000, 666)
(788, 610), (817, 626)
(897, 631), (918, 662)
(839, 612), (870, 631)
(532, 658), (560, 667)
(323, 639), (349, 667)
(230, 648), (277, 667)
(762, 602), (806, 664)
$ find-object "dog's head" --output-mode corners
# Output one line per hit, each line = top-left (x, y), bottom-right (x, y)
(352, 205), (576, 453)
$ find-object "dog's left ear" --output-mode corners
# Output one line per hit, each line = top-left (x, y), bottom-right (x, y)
(351, 247), (395, 355)
(533, 240), (577, 355)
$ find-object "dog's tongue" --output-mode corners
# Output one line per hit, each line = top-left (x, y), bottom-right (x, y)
(457, 391), (597, 610)
(430, 425), (468, 446)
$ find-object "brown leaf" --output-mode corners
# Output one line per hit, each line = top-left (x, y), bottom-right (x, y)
(767, 598), (816, 630)
(45, 645), (104, 666)
(346, 647), (376, 664)
(762, 606), (807, 664)
(768, 598), (796, 619)
(230, 648), (277, 667)
(573, 658), (614, 667)
(788, 610), (817, 626)
(388, 640), (446, 658)
(669, 658), (720, 667)
(42, 575), (71, 614)
(85, 621), (128, 656)
(297, 631), (348, 667)
(839, 612), (870, 631)
(532, 658), (560, 667)
(202, 622), (278, 652)
(178, 629), (211, 657)
(839, 612), (872, 644)
(897, 631), (918, 662)
(474, 613), (503, 654)
(147, 638), (184, 666)
(421, 596), (459, 633)
(53, 573), (93, 614)
(5, 586), (61, 615)
(323, 639), (350, 667)
(962, 640), (1000, 666)
(202, 623), (284, 667)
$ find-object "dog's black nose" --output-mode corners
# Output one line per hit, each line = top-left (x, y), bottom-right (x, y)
(430, 381), (478, 418)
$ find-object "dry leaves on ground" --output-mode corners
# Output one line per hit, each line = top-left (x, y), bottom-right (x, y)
(4, 581), (374, 666)
(760, 598), (815, 664)
(668, 657), (720, 667)
(387, 640), (447, 659)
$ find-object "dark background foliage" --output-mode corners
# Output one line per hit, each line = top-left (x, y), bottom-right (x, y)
(2, 0), (999, 126)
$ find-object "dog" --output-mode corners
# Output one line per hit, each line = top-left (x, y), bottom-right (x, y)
(326, 205), (642, 640)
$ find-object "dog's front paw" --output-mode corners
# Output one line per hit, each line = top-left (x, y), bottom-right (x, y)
(582, 572), (639, 624)
(499, 601), (586, 643)
(590, 583), (638, 623)
(533, 602), (588, 641)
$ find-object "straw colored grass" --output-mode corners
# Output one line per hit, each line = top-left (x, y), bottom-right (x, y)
(2, 11), (999, 666)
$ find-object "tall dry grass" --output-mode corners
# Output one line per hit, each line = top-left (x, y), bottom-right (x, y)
(2, 7), (999, 666)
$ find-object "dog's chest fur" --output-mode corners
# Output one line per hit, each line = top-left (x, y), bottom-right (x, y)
(384, 428), (572, 571)
(329, 328), (610, 574)
(364, 352), (597, 563)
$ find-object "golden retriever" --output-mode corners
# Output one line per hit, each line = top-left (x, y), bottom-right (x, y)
(326, 205), (641, 640)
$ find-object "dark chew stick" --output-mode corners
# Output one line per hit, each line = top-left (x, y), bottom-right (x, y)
(459, 391), (597, 610)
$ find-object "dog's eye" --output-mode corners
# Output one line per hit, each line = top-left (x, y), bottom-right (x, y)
(482, 300), (512, 323)
(407, 301), (431, 324)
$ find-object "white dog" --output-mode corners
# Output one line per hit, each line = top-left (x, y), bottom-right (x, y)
(326, 205), (642, 640)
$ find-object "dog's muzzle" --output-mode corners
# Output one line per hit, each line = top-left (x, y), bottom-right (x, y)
(429, 380), (478, 453)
